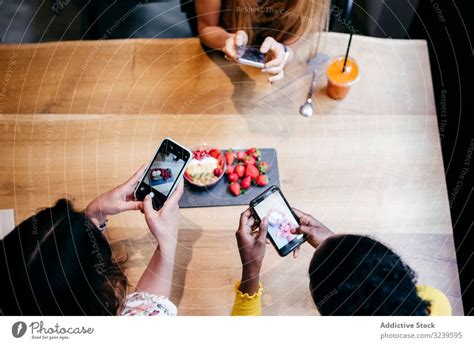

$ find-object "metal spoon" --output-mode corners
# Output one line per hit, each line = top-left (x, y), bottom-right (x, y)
(299, 54), (330, 117)
(299, 70), (316, 117)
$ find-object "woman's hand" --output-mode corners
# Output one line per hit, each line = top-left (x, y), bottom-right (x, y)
(291, 208), (334, 248)
(223, 30), (248, 61)
(85, 165), (147, 228)
(260, 36), (292, 83)
(235, 209), (268, 294)
(142, 180), (184, 254)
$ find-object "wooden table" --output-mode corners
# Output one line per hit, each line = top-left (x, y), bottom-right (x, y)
(0, 33), (463, 315)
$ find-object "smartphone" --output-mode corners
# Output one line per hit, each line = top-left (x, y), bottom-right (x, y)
(236, 46), (265, 69)
(134, 138), (192, 210)
(249, 185), (306, 257)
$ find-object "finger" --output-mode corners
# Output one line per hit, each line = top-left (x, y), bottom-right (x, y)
(268, 70), (284, 83)
(237, 209), (253, 236)
(224, 38), (237, 60)
(143, 193), (155, 216)
(119, 201), (144, 212)
(259, 37), (275, 54)
(235, 30), (248, 47)
(292, 208), (306, 218)
(293, 247), (300, 259)
(247, 215), (255, 228)
(257, 217), (268, 243)
(266, 238), (270, 244)
(263, 48), (285, 69)
(292, 225), (312, 235)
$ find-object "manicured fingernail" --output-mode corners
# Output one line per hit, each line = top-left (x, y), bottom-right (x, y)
(149, 192), (154, 198)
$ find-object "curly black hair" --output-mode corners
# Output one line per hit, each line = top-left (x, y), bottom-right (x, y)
(309, 235), (430, 316)
(0, 199), (127, 315)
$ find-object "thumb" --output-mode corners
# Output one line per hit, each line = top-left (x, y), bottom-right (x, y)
(143, 193), (155, 216)
(260, 37), (273, 53)
(257, 217), (268, 242)
(291, 225), (312, 236)
(120, 201), (143, 212)
(235, 30), (247, 47)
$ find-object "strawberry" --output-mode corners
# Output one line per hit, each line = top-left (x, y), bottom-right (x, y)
(226, 165), (235, 175)
(228, 173), (239, 183)
(213, 168), (222, 177)
(245, 164), (260, 180)
(236, 151), (247, 161)
(245, 156), (256, 166)
(235, 164), (245, 178)
(252, 149), (262, 160)
(209, 149), (220, 159)
(241, 176), (252, 190)
(246, 147), (256, 156)
(256, 175), (268, 186)
(229, 182), (241, 196)
(257, 161), (270, 174)
(225, 150), (235, 166)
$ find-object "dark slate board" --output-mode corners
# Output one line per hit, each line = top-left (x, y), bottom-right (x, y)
(179, 148), (280, 208)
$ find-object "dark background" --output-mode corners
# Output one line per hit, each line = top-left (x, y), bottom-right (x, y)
(1, 0), (473, 314)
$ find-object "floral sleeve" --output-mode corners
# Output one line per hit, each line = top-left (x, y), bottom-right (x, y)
(121, 291), (177, 316)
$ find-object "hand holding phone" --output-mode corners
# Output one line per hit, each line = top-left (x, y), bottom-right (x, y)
(223, 30), (249, 61)
(142, 180), (184, 250)
(235, 209), (268, 295)
(134, 138), (192, 210)
(250, 185), (306, 257)
(85, 164), (148, 228)
(236, 46), (266, 69)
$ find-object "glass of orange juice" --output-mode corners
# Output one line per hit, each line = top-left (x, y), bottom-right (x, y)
(326, 56), (360, 100)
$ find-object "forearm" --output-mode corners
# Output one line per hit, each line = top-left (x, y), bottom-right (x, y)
(136, 246), (176, 298)
(239, 265), (261, 295)
(198, 25), (232, 50)
(85, 200), (108, 229)
(231, 266), (263, 316)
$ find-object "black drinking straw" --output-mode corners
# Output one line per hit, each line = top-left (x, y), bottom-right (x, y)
(342, 33), (353, 73)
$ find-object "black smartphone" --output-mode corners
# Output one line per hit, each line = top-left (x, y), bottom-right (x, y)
(236, 46), (265, 68)
(134, 138), (191, 210)
(249, 185), (306, 257)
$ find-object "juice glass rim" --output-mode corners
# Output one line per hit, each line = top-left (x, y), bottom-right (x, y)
(326, 55), (360, 87)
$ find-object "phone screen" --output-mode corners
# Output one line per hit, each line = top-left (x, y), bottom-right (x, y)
(252, 190), (303, 249)
(143, 150), (186, 197)
(237, 47), (265, 64)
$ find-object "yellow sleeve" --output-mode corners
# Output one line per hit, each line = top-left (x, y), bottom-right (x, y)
(231, 281), (263, 316)
(417, 285), (452, 316)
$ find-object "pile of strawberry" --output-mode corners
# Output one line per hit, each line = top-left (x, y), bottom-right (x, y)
(225, 147), (270, 196)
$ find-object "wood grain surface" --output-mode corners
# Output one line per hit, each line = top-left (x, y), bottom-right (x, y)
(0, 32), (462, 315)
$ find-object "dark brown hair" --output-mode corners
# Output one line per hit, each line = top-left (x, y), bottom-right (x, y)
(0, 199), (127, 315)
(221, 0), (329, 54)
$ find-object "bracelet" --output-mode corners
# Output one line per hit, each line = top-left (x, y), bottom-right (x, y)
(98, 219), (108, 232)
(282, 44), (290, 63)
